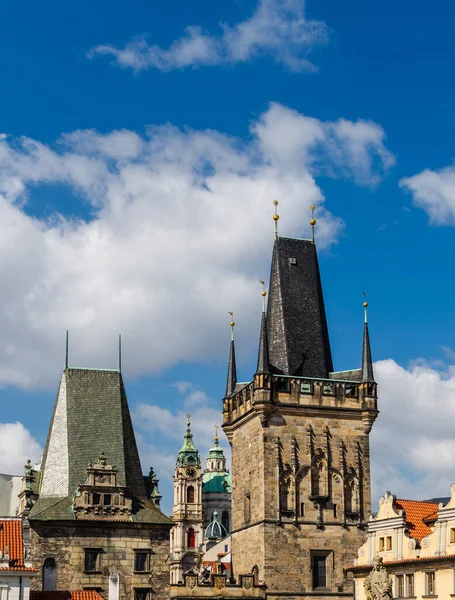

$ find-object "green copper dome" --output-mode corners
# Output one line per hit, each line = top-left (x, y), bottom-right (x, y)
(204, 511), (227, 540)
(202, 471), (232, 493)
(208, 435), (224, 459)
(176, 416), (200, 467)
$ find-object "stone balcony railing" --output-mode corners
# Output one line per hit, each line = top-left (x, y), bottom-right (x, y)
(171, 573), (266, 599)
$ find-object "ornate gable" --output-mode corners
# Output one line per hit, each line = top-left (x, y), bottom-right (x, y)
(74, 453), (132, 520)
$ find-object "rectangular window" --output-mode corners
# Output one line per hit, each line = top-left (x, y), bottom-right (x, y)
(300, 502), (305, 517)
(93, 493), (101, 505)
(345, 383), (358, 397)
(451, 528), (455, 543)
(103, 494), (111, 506)
(379, 537), (385, 552)
(426, 571), (436, 596)
(333, 504), (337, 518)
(300, 381), (313, 394)
(396, 574), (404, 598)
(322, 383), (335, 396)
(406, 573), (414, 597)
(244, 493), (251, 524)
(277, 379), (290, 392)
(134, 589), (152, 600)
(134, 551), (150, 573)
(84, 549), (101, 573)
(386, 536), (392, 551)
(311, 554), (327, 589)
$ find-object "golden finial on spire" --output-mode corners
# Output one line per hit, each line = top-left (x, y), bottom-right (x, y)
(273, 200), (279, 238)
(310, 204), (316, 244)
(363, 292), (368, 323)
(228, 312), (235, 340)
(186, 413), (191, 427)
(259, 280), (267, 311)
(214, 424), (219, 442)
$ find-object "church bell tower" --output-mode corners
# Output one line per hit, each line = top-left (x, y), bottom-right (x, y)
(170, 416), (204, 584)
(222, 207), (378, 599)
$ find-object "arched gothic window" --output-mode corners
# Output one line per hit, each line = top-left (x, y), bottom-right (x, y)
(187, 485), (195, 503)
(43, 557), (57, 591)
(252, 565), (259, 585)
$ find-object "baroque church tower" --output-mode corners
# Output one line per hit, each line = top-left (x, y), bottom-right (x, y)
(202, 428), (232, 533)
(222, 214), (378, 599)
(170, 416), (204, 584)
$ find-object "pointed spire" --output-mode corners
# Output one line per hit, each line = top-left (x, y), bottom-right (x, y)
(225, 313), (237, 398)
(361, 300), (375, 383)
(118, 334), (122, 373)
(273, 200), (280, 238)
(256, 282), (270, 375)
(310, 204), (316, 244)
(65, 330), (69, 369)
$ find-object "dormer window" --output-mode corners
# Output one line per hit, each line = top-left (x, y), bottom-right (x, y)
(74, 452), (132, 520)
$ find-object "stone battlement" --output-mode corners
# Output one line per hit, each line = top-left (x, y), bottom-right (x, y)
(223, 375), (377, 430)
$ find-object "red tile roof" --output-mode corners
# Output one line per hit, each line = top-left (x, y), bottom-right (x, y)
(31, 592), (105, 600)
(395, 499), (439, 541)
(0, 566), (36, 571)
(0, 519), (35, 570)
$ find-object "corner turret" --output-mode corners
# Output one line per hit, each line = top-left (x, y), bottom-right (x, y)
(361, 302), (375, 384)
(225, 316), (237, 398)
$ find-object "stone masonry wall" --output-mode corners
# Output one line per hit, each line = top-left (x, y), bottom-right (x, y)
(30, 522), (170, 600)
(231, 408), (369, 597)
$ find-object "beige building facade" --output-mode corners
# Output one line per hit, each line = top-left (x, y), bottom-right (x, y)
(350, 486), (455, 598)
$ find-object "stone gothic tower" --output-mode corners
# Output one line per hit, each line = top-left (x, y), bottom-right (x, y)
(170, 417), (204, 584)
(222, 235), (378, 599)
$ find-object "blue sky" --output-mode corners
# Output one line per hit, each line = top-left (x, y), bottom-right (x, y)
(1, 0), (455, 514)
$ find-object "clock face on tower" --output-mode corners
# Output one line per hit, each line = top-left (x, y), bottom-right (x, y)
(186, 467), (196, 478)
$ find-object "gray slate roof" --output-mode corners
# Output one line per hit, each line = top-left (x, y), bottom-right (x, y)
(30, 368), (171, 525)
(267, 237), (333, 378)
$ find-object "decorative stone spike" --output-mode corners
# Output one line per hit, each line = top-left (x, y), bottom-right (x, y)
(291, 437), (299, 472)
(339, 441), (347, 474)
(274, 437), (282, 470)
(306, 425), (315, 459)
(324, 427), (332, 466)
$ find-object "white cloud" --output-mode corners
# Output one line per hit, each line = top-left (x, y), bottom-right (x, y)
(88, 0), (329, 72)
(0, 422), (43, 475)
(371, 358), (455, 509)
(400, 165), (455, 224)
(0, 103), (393, 389)
(135, 382), (222, 449)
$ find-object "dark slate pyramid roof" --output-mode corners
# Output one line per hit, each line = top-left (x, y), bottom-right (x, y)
(267, 237), (333, 378)
(30, 368), (170, 524)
